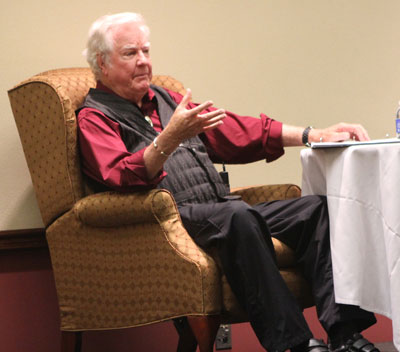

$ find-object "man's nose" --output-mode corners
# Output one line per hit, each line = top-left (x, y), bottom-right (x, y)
(137, 51), (149, 65)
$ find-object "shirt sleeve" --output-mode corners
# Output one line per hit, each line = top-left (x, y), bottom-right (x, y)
(165, 89), (285, 163)
(77, 107), (166, 191)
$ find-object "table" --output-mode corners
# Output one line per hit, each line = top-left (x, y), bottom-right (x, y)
(301, 143), (400, 351)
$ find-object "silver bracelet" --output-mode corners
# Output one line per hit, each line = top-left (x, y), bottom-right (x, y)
(153, 136), (170, 157)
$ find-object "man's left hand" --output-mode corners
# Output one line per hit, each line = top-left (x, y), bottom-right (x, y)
(310, 123), (370, 143)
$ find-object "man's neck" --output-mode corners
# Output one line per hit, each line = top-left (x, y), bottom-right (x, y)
(96, 81), (151, 107)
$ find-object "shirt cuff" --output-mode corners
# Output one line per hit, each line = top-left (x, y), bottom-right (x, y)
(260, 114), (285, 162)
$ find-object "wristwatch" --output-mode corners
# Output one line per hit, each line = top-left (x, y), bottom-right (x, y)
(302, 126), (313, 147)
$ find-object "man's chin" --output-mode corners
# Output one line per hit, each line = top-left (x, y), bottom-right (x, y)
(132, 81), (151, 95)
(134, 75), (151, 86)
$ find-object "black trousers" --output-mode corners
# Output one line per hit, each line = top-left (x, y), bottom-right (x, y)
(179, 195), (376, 351)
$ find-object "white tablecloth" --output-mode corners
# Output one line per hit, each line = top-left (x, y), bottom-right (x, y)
(301, 144), (400, 351)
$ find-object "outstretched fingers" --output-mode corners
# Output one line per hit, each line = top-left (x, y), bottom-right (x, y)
(178, 88), (214, 115)
(198, 109), (226, 130)
(169, 89), (226, 137)
(178, 88), (193, 108)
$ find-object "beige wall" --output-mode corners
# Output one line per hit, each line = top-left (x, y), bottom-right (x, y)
(2, 0), (400, 230)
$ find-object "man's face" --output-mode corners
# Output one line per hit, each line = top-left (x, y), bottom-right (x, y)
(99, 22), (152, 103)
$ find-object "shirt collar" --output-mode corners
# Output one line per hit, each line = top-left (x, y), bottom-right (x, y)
(96, 81), (156, 103)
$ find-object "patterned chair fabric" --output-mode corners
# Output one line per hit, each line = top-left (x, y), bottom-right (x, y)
(8, 68), (312, 331)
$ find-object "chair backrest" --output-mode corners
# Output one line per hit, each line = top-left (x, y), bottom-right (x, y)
(8, 67), (186, 226)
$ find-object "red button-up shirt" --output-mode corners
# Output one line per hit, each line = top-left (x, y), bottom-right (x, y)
(77, 82), (284, 191)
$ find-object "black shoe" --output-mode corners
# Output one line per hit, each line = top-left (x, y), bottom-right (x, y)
(291, 338), (329, 352)
(330, 333), (380, 352)
(307, 338), (330, 352)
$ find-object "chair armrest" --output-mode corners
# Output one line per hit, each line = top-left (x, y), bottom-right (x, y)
(48, 188), (222, 326)
(73, 189), (178, 227)
(231, 184), (301, 206)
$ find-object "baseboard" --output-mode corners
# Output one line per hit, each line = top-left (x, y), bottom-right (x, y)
(0, 228), (47, 251)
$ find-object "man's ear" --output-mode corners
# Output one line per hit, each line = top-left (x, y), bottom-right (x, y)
(97, 54), (107, 75)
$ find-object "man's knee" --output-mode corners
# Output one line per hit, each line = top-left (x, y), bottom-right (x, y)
(222, 201), (271, 242)
(225, 200), (253, 217)
(301, 195), (328, 215)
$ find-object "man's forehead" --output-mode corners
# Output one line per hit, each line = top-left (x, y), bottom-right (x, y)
(111, 22), (149, 45)
(121, 42), (151, 50)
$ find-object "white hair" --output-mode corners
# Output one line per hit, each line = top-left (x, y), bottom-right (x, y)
(84, 12), (150, 80)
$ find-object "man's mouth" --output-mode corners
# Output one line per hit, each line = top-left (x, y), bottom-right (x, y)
(134, 73), (149, 78)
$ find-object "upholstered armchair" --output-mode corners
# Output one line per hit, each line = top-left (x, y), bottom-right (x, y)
(8, 68), (313, 352)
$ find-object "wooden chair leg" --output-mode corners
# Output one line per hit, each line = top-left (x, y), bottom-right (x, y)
(174, 317), (198, 352)
(61, 331), (82, 352)
(187, 315), (220, 352)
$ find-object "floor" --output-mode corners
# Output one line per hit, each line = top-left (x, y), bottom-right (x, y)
(375, 342), (397, 352)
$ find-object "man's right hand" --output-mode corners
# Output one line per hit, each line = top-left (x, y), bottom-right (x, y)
(143, 89), (225, 179)
(164, 88), (226, 145)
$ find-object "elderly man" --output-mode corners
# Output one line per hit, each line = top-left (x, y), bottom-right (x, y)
(77, 12), (378, 352)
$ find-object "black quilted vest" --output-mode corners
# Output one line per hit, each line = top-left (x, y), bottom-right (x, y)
(78, 85), (229, 205)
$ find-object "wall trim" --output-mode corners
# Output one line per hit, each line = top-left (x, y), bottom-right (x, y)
(0, 228), (46, 251)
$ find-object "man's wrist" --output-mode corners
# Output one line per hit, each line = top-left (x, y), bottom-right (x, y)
(153, 136), (171, 157)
